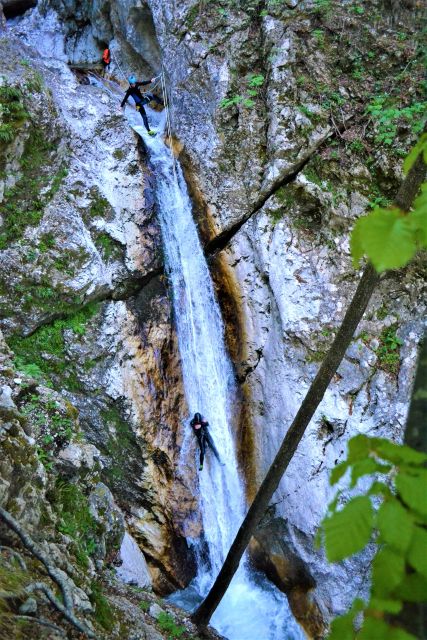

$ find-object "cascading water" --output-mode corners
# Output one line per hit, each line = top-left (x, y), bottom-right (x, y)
(113, 86), (305, 639)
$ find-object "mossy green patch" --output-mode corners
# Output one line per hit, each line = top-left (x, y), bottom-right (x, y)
(0, 127), (67, 250)
(100, 406), (140, 488)
(90, 581), (115, 631)
(376, 325), (403, 375)
(95, 232), (123, 261)
(50, 480), (101, 568)
(0, 83), (28, 146)
(8, 302), (100, 391)
(156, 612), (186, 639)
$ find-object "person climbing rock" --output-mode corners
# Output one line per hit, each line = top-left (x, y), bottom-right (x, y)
(102, 47), (111, 76)
(121, 76), (163, 135)
(190, 412), (224, 471)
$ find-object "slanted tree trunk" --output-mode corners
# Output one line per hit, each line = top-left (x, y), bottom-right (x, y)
(192, 152), (426, 628)
(391, 333), (427, 637)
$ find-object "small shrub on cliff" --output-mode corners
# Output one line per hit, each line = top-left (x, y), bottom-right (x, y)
(0, 84), (28, 145)
(157, 612), (186, 639)
(52, 480), (100, 568)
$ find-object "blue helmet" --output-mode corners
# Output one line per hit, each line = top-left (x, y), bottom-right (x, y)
(128, 75), (137, 84)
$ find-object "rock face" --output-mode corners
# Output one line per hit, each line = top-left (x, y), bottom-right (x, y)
(0, 26), (196, 596)
(1, 0), (426, 636)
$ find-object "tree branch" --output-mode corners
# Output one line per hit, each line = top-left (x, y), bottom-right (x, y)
(0, 506), (73, 611)
(25, 582), (97, 639)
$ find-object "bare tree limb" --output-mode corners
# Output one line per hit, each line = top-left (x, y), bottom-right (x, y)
(0, 507), (97, 638)
(14, 615), (67, 637)
(0, 546), (27, 570)
(25, 582), (97, 639)
(0, 506), (73, 611)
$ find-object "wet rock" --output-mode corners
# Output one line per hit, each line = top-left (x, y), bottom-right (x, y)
(116, 531), (152, 589)
(250, 517), (327, 639)
(149, 602), (165, 619)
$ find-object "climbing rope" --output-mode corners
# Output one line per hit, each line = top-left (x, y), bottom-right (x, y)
(111, 49), (126, 82)
(105, 53), (177, 183)
(160, 64), (178, 185)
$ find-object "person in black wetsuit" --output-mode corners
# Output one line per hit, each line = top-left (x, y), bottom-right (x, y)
(121, 76), (164, 135)
(190, 412), (223, 471)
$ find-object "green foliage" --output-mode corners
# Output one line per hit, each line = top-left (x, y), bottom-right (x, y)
(312, 0), (331, 14)
(321, 435), (427, 640)
(0, 128), (65, 250)
(312, 29), (325, 48)
(89, 194), (109, 218)
(19, 392), (76, 469)
(0, 83), (28, 146)
(376, 326), (403, 374)
(90, 581), (114, 631)
(156, 612), (186, 639)
(95, 232), (123, 260)
(219, 74), (264, 110)
(247, 74), (265, 88)
(8, 302), (99, 391)
(219, 95), (243, 109)
(101, 406), (138, 486)
(52, 480), (100, 568)
(0, 561), (29, 639)
(351, 139), (427, 273)
(366, 96), (426, 146)
(138, 600), (150, 611)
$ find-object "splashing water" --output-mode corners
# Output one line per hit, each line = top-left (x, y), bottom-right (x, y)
(108, 84), (305, 639)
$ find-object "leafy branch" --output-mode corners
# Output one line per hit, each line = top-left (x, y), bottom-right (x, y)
(319, 435), (427, 640)
(351, 134), (427, 272)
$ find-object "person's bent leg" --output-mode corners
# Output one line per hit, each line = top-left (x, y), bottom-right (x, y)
(206, 432), (221, 463)
(139, 106), (150, 132)
(152, 95), (164, 107)
(199, 437), (206, 470)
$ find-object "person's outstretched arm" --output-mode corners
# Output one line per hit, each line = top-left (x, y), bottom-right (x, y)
(121, 89), (131, 108)
(136, 78), (156, 87)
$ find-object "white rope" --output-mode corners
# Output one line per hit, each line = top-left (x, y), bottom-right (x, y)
(111, 49), (126, 81)
(160, 64), (178, 186)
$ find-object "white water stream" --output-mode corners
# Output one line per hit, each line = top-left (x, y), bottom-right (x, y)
(117, 91), (305, 640)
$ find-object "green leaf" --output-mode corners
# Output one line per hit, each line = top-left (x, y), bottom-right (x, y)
(374, 439), (427, 466)
(409, 183), (427, 245)
(328, 599), (364, 640)
(396, 470), (427, 518)
(350, 217), (365, 267)
(407, 526), (427, 578)
(359, 616), (390, 640)
(368, 481), (392, 498)
(348, 434), (371, 462)
(372, 547), (405, 596)
(350, 458), (391, 487)
(323, 496), (373, 562)
(397, 573), (427, 602)
(403, 134), (427, 174)
(330, 461), (348, 485)
(377, 499), (414, 553)
(388, 629), (418, 640)
(370, 597), (402, 613)
(355, 208), (417, 272)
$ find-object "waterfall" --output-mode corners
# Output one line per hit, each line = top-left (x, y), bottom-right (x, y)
(121, 99), (304, 639)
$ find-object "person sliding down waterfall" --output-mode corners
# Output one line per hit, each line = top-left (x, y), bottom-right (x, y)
(121, 76), (164, 136)
(190, 412), (224, 471)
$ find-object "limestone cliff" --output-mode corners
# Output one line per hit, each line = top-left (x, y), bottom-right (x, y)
(1, 0), (425, 638)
